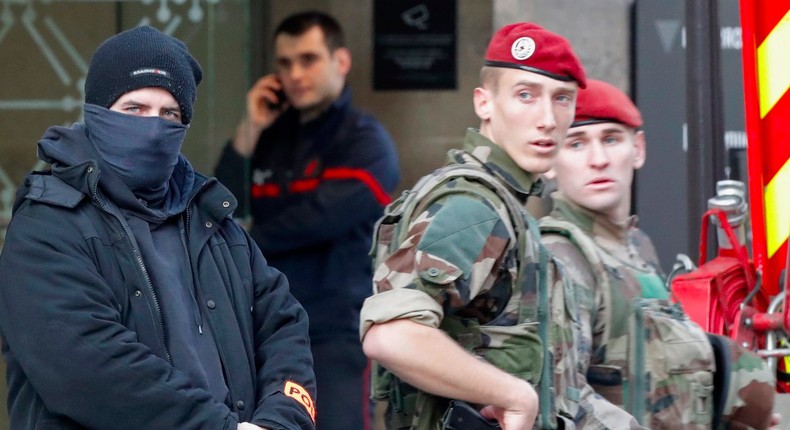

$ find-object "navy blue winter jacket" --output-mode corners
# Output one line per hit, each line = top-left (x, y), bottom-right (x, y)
(0, 124), (316, 429)
(215, 87), (400, 343)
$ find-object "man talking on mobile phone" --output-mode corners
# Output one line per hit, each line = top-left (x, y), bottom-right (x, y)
(215, 10), (401, 430)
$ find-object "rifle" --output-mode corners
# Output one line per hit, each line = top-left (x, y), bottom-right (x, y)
(441, 400), (501, 430)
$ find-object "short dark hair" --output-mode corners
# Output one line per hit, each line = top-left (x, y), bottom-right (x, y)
(274, 11), (346, 51)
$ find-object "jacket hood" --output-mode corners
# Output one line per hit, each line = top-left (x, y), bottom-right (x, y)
(38, 123), (91, 165)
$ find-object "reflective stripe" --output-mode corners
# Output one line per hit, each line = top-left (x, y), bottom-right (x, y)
(760, 7), (790, 262)
(758, 8), (790, 118)
(322, 167), (392, 205)
(252, 168), (392, 206)
(742, 1), (790, 296)
(251, 183), (280, 198)
(765, 159), (790, 257)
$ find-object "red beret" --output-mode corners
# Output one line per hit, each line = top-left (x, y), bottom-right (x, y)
(485, 22), (586, 88)
(572, 79), (643, 128)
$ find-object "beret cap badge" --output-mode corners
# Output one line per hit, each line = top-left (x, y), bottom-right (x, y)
(484, 22), (586, 88)
(511, 37), (536, 61)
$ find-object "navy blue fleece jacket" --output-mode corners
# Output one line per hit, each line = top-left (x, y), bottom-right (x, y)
(215, 87), (400, 343)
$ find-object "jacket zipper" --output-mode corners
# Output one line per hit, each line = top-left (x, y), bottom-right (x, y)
(183, 180), (210, 243)
(183, 181), (211, 332)
(89, 168), (172, 364)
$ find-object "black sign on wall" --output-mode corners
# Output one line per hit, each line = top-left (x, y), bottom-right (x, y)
(373, 0), (457, 90)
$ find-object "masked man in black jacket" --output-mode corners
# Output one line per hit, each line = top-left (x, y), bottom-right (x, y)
(0, 26), (316, 430)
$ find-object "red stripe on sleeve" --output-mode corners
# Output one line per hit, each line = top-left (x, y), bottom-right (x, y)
(321, 168), (392, 205)
(289, 178), (321, 193)
(251, 183), (281, 198)
(275, 168), (392, 205)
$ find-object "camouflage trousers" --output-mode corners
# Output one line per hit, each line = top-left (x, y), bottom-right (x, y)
(710, 335), (775, 430)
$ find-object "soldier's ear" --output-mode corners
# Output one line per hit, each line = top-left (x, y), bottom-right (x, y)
(543, 167), (557, 180)
(633, 130), (646, 170)
(473, 87), (492, 121)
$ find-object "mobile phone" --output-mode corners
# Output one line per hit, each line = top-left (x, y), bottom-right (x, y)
(441, 400), (501, 430)
(266, 88), (287, 110)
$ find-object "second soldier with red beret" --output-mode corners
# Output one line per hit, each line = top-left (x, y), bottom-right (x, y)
(359, 23), (634, 430)
(541, 79), (778, 429)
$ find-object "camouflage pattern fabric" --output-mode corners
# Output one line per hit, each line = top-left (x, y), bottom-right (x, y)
(711, 335), (775, 430)
(540, 193), (775, 429)
(361, 129), (643, 430)
(628, 298), (715, 428)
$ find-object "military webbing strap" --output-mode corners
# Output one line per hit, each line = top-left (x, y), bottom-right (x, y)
(387, 162), (555, 429)
(527, 215), (554, 429)
(538, 218), (626, 358)
(387, 163), (532, 277)
(629, 300), (648, 425)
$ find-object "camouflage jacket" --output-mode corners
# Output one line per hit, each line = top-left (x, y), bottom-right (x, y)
(360, 129), (641, 430)
(540, 194), (775, 429)
(541, 193), (667, 364)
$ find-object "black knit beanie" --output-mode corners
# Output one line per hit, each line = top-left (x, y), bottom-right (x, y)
(84, 26), (203, 124)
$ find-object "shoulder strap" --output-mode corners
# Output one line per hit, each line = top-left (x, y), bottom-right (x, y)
(398, 163), (555, 428)
(457, 167), (554, 428)
(395, 164), (527, 251)
(20, 172), (86, 211)
(539, 218), (604, 271)
(529, 215), (554, 429)
(539, 218), (619, 353)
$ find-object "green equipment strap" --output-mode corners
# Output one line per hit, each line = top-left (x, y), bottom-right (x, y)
(629, 300), (647, 425)
(528, 216), (554, 430)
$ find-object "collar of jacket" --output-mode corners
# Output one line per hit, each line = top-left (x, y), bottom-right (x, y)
(21, 159), (237, 226)
(20, 170), (88, 212)
(550, 192), (638, 245)
(288, 85), (353, 128)
(18, 156), (104, 213)
(330, 85), (352, 113)
(176, 177), (239, 257)
(458, 128), (543, 200)
(189, 177), (238, 225)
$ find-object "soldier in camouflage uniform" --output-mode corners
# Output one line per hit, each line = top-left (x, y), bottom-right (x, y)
(540, 79), (777, 429)
(360, 24), (645, 430)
